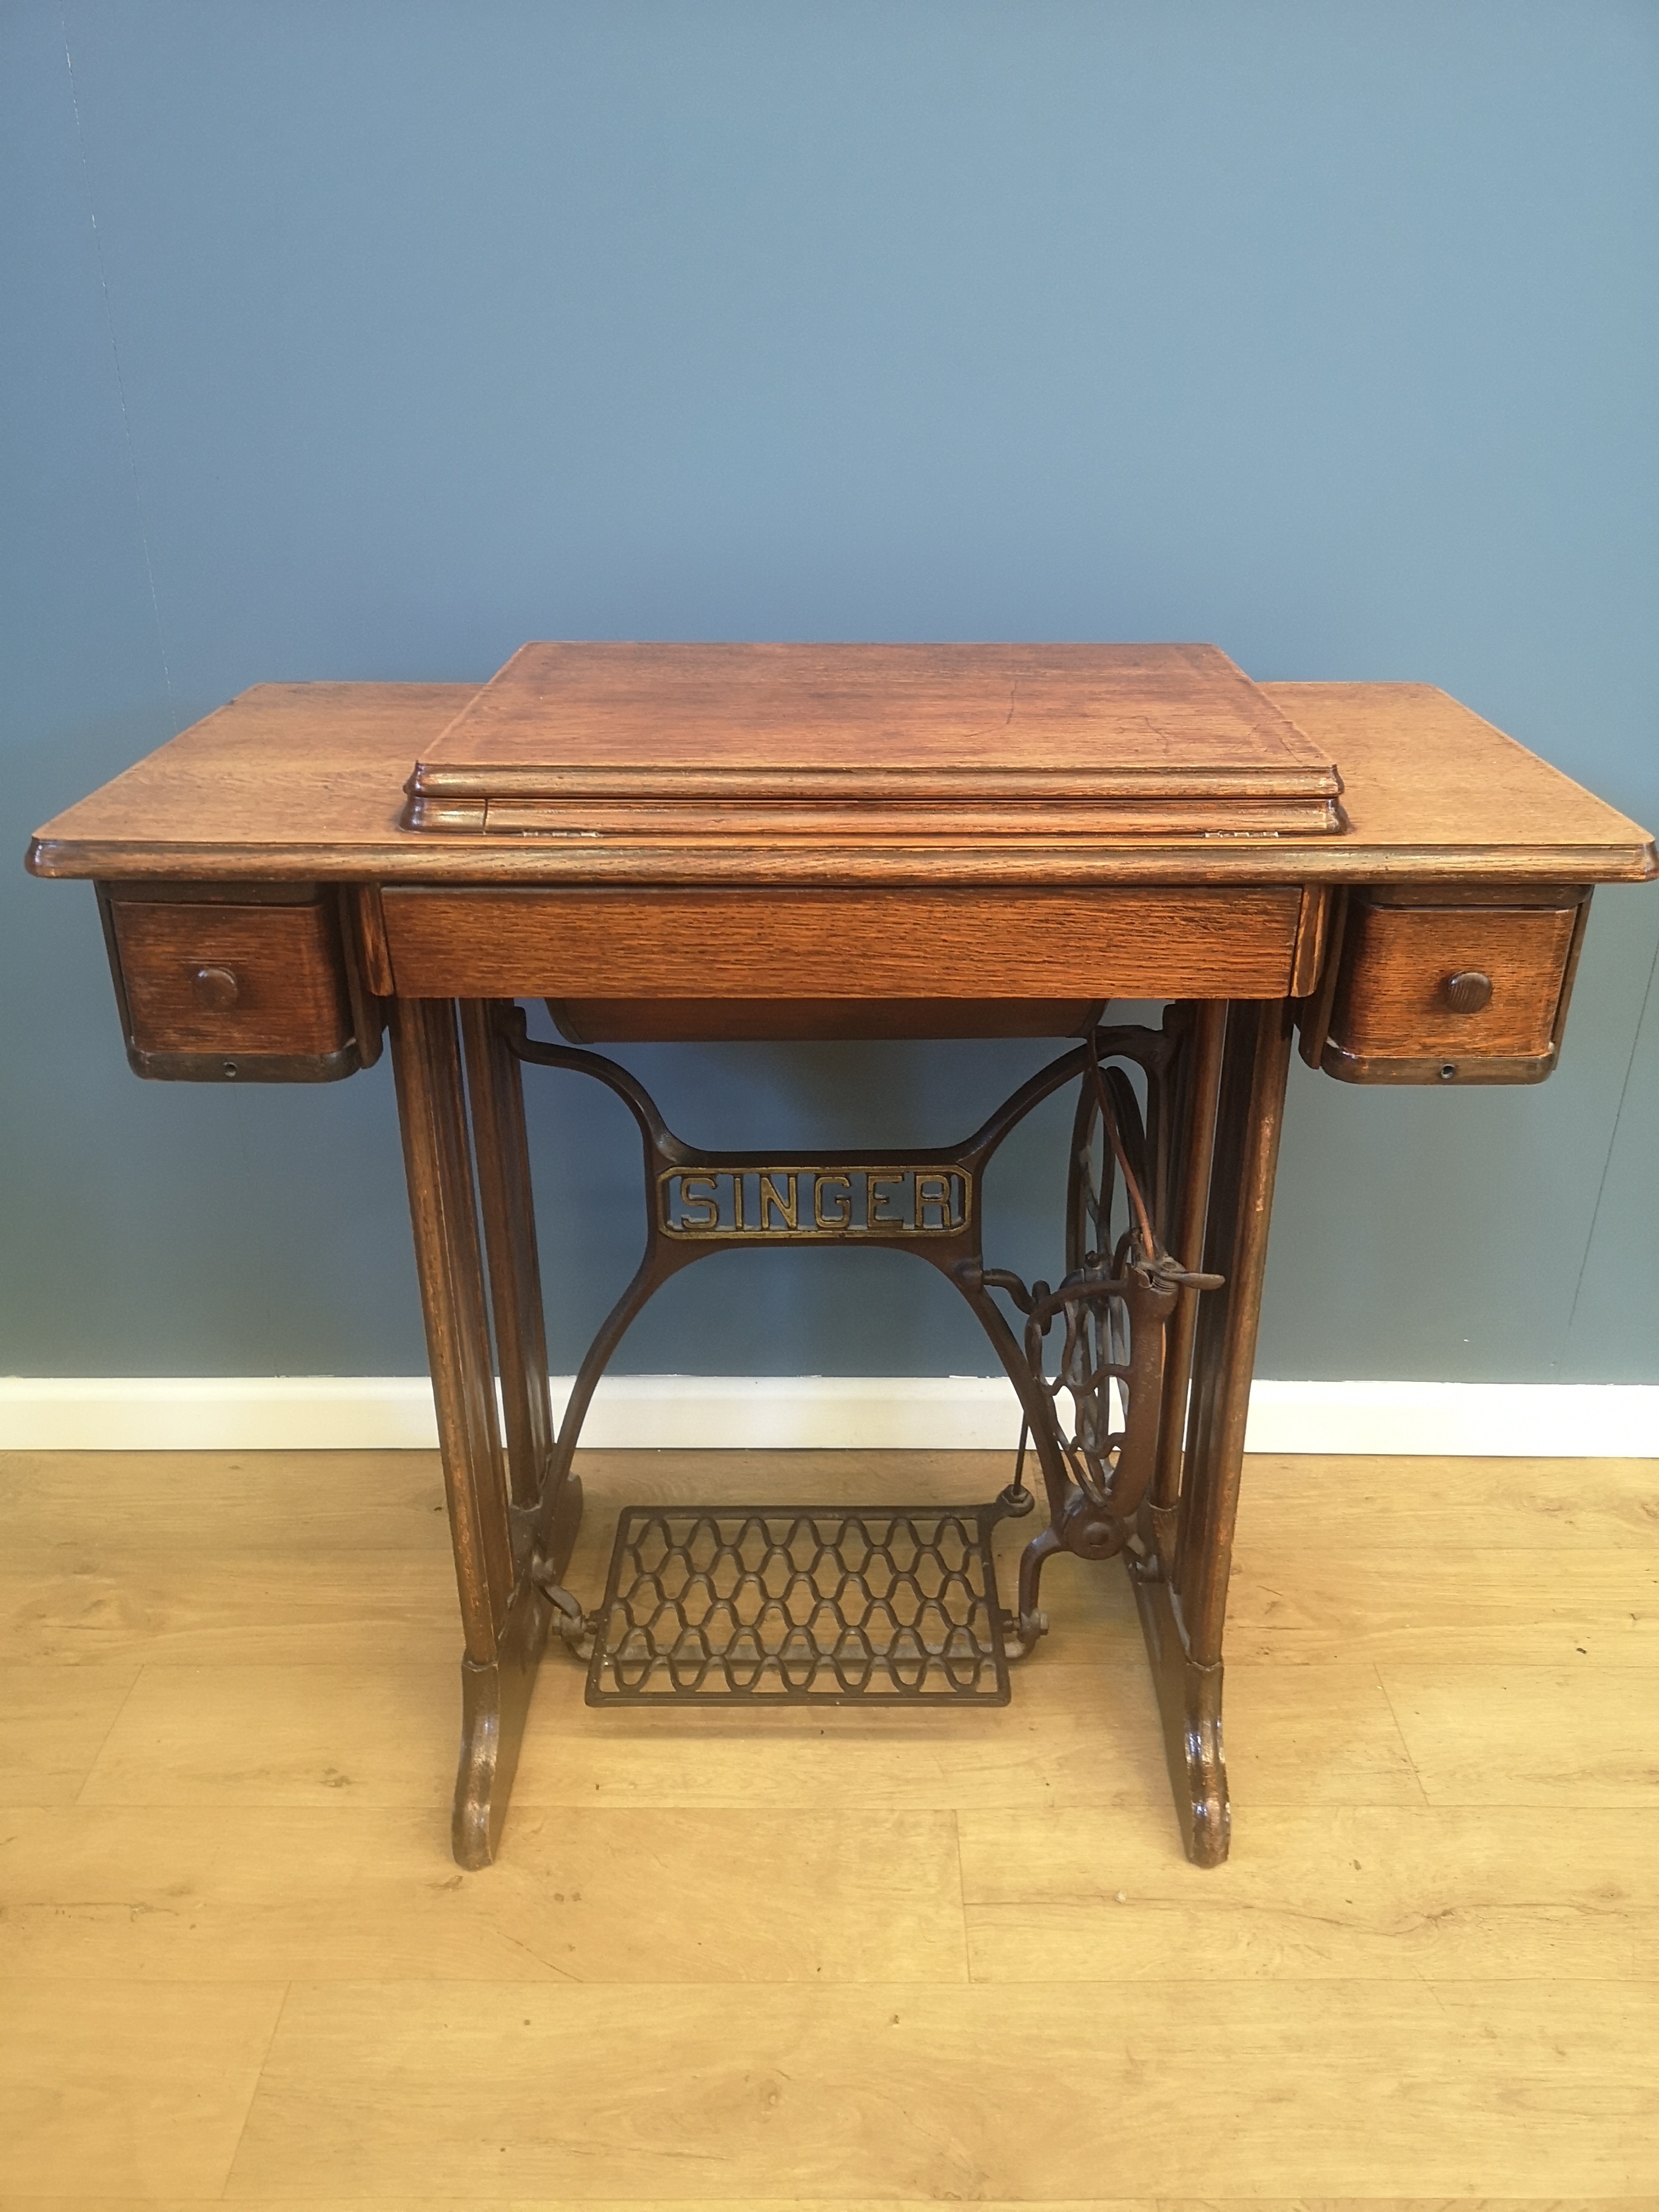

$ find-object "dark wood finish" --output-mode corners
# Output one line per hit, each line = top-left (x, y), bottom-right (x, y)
(190, 965), (241, 1012)
(460, 1000), (555, 1514)
(1130, 1561), (1227, 1867)
(389, 997), (515, 1659)
(551, 997), (1107, 1042)
(379, 885), (1307, 1001)
(454, 1572), (553, 1871)
(1133, 996), (1295, 1866)
(108, 898), (352, 1057)
(96, 879), (364, 1081)
(352, 883), (395, 995)
(1445, 970), (1493, 1014)
(1149, 999), (1228, 1557)
(1319, 888), (1589, 1084)
(334, 888), (385, 1071)
(403, 642), (1346, 840)
(392, 994), (586, 1866)
(1176, 999), (1296, 1660)
(1362, 879), (1597, 907)
(1289, 885), (1332, 997)
(92, 877), (327, 903)
(1296, 883), (1349, 1068)
(390, 996), (528, 1865)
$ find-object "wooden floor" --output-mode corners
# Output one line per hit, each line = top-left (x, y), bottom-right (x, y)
(1, 1444), (1657, 2208)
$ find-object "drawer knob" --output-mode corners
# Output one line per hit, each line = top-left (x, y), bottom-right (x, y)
(1444, 969), (1493, 1014)
(192, 964), (241, 1012)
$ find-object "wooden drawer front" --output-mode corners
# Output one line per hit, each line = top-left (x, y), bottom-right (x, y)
(380, 885), (1309, 1001)
(109, 898), (354, 1067)
(1322, 897), (1584, 1082)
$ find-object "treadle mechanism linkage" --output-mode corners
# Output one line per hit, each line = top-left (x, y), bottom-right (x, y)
(507, 1000), (1223, 1699)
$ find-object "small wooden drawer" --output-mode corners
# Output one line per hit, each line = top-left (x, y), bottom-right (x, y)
(1303, 886), (1590, 1084)
(99, 883), (375, 1081)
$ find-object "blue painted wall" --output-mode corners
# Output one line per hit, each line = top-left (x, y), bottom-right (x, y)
(4, 1), (1655, 1383)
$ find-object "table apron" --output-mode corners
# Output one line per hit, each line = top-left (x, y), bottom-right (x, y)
(378, 884), (1316, 1000)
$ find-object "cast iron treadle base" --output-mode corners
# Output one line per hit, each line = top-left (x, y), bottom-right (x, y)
(585, 1506), (1011, 1704)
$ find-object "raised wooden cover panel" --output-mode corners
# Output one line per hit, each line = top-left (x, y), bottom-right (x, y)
(401, 643), (1346, 839)
(1327, 900), (1579, 1063)
(381, 884), (1304, 1000)
(110, 899), (353, 1056)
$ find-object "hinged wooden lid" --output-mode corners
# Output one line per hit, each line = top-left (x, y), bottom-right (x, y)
(400, 642), (1346, 841)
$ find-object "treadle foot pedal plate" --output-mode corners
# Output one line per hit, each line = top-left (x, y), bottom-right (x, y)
(585, 1505), (1011, 1704)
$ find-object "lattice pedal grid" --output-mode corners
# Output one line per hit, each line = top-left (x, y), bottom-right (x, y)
(585, 1504), (1011, 1704)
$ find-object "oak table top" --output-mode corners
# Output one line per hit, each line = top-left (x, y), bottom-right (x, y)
(27, 674), (1657, 887)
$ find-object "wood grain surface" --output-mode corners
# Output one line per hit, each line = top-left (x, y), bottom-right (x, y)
(379, 883), (1304, 998)
(3, 1442), (1657, 2200)
(109, 897), (352, 1057)
(1327, 898), (1578, 1061)
(26, 677), (1658, 883)
(408, 640), (1338, 789)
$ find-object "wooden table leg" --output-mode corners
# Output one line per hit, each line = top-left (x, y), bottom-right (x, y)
(391, 994), (555, 1870)
(460, 999), (585, 1590)
(1131, 996), (1295, 1866)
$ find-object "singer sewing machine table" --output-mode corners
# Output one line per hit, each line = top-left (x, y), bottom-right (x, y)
(28, 645), (1655, 1868)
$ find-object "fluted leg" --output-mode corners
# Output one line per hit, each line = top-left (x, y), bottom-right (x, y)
(1131, 997), (1294, 1866)
(392, 996), (574, 1869)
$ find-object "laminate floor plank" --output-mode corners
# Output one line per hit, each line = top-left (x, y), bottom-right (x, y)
(1224, 1546), (1659, 1664)
(10, 1544), (1649, 1672)
(0, 2202), (1160, 2212)
(0, 1449), (452, 1553)
(53, 1654), (1152, 1822)
(0, 1979), (284, 2198)
(65, 1651), (1165, 1814)
(11, 1546), (1653, 1677)
(2, 1444), (1656, 2208)
(0, 1660), (140, 1805)
(0, 1804), (968, 1985)
(7, 1446), (1654, 1551)
(1223, 1661), (1426, 1804)
(223, 1980), (1659, 2199)
(571, 1449), (1659, 1553)
(56, 1652), (1421, 1825)
(957, 1803), (1658, 1980)
(75, 1660), (457, 1808)
(0, 1549), (460, 1665)
(0, 2202), (1650, 2212)
(1233, 1453), (1659, 1548)
(1379, 1664), (1659, 1807)
(4, 2205), (1654, 2212)
(508, 1655), (1419, 1812)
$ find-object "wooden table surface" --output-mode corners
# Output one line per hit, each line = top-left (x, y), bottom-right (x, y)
(28, 678), (1658, 885)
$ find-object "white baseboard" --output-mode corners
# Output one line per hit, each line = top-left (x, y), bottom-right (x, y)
(1, 1374), (1655, 1455)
